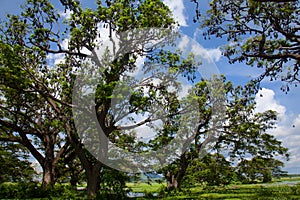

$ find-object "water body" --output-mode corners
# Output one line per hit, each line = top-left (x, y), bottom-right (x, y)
(127, 192), (145, 198)
(127, 192), (159, 198)
(272, 180), (300, 186)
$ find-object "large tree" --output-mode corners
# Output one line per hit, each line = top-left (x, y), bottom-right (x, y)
(0, 0), (178, 197)
(194, 0), (300, 91)
(59, 0), (177, 197)
(0, 0), (291, 197)
(0, 24), (71, 189)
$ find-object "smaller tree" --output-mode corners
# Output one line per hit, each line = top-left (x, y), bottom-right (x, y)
(98, 167), (129, 198)
(236, 156), (287, 183)
(156, 77), (289, 191)
(182, 153), (235, 187)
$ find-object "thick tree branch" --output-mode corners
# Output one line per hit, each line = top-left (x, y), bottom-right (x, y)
(0, 119), (45, 165)
(53, 141), (70, 165)
(256, 0), (297, 2)
(243, 52), (300, 60)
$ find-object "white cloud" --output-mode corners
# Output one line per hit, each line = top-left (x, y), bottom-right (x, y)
(172, 34), (222, 81)
(97, 23), (112, 40)
(193, 28), (202, 40)
(124, 56), (146, 78)
(192, 28), (222, 62)
(255, 88), (286, 121)
(61, 38), (69, 50)
(47, 53), (64, 66)
(191, 42), (222, 63)
(178, 35), (189, 50)
(205, 48), (222, 62)
(59, 9), (72, 19)
(178, 83), (192, 100)
(134, 119), (163, 141)
(178, 35), (222, 65)
(163, 0), (187, 27)
(281, 128), (300, 173)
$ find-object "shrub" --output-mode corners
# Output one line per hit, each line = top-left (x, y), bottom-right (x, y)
(0, 182), (42, 198)
(0, 182), (86, 199)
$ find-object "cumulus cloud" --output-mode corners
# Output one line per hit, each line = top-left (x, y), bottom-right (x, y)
(58, 9), (72, 19)
(255, 88), (286, 121)
(190, 41), (222, 63)
(163, 0), (187, 26)
(281, 125), (300, 173)
(179, 35), (222, 63)
(192, 28), (222, 62)
(204, 48), (222, 62)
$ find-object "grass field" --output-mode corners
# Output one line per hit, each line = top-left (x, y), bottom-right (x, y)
(126, 178), (300, 199)
(1, 177), (300, 199)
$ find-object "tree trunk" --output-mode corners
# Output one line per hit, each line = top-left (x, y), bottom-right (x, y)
(87, 174), (98, 198)
(166, 170), (186, 190)
(64, 119), (105, 197)
(166, 172), (179, 190)
(86, 163), (102, 198)
(71, 138), (102, 197)
(70, 170), (79, 188)
(41, 140), (56, 190)
(262, 169), (272, 183)
(165, 153), (189, 191)
(42, 162), (55, 190)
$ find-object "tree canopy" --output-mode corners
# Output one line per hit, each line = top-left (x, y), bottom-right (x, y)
(156, 77), (288, 190)
(196, 0), (300, 91)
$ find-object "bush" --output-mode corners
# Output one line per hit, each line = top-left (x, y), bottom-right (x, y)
(0, 182), (85, 199)
(46, 184), (80, 199)
(98, 167), (130, 199)
(290, 184), (300, 195)
(0, 182), (42, 199)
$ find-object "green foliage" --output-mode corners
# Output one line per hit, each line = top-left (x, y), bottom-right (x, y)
(237, 156), (287, 183)
(56, 152), (85, 187)
(99, 167), (130, 198)
(182, 153), (235, 187)
(96, 0), (175, 31)
(157, 77), (288, 191)
(0, 182), (85, 199)
(0, 182), (42, 199)
(0, 0), (180, 197)
(0, 0), (293, 197)
(0, 143), (36, 183)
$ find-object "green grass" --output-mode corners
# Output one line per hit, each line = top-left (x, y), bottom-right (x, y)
(127, 181), (300, 199)
(2, 177), (300, 199)
(126, 182), (165, 193)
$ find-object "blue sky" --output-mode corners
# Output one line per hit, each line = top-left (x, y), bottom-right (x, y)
(1, 0), (299, 174)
